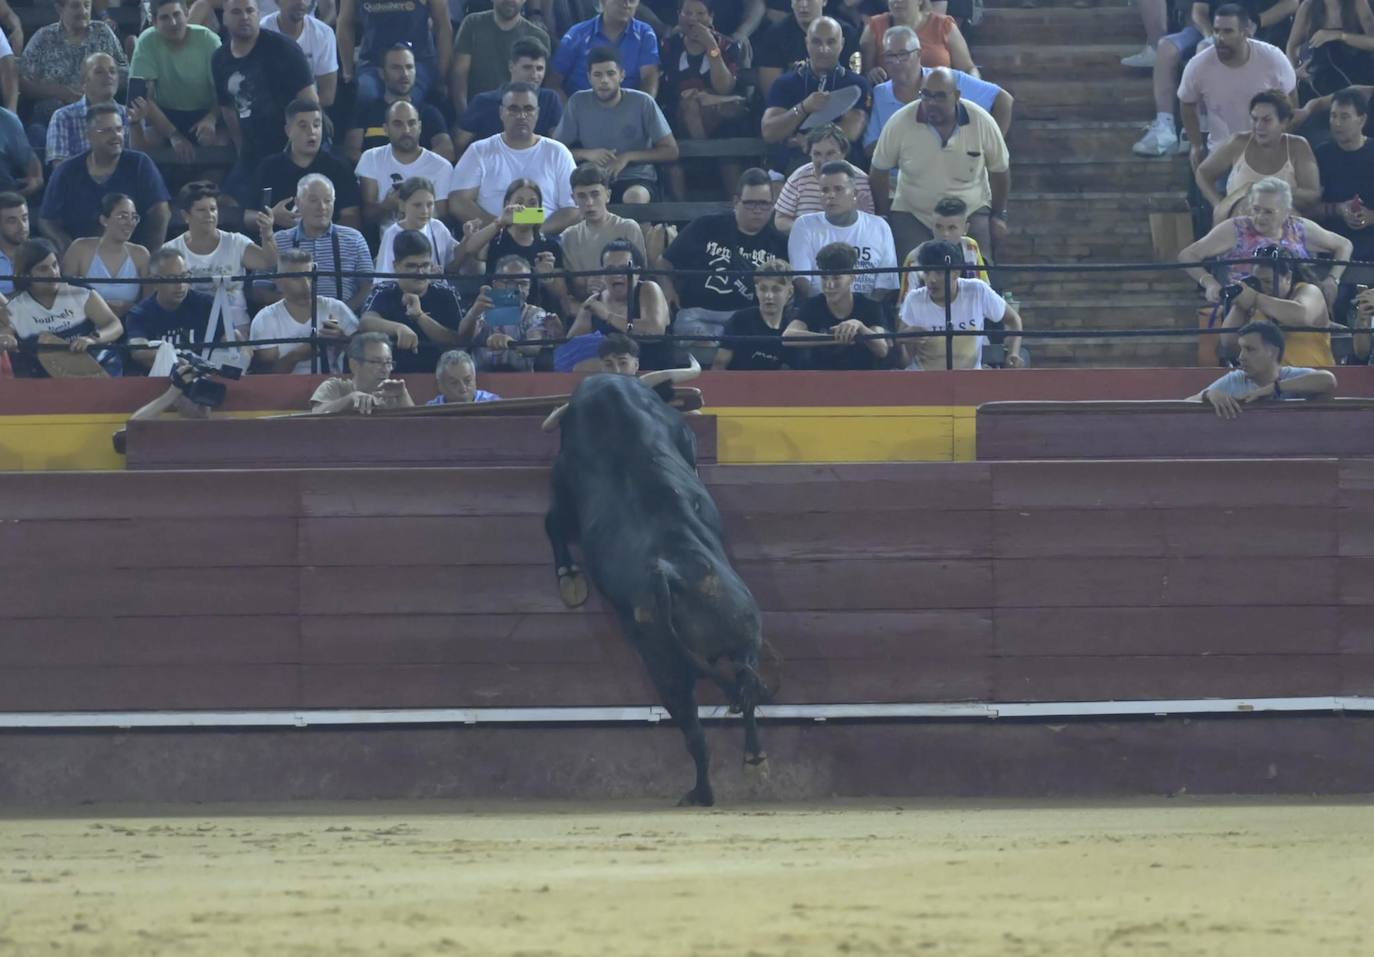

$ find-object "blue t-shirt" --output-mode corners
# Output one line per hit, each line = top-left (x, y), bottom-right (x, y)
(0, 106), (33, 193)
(427, 389), (501, 404)
(40, 149), (171, 240)
(0, 248), (14, 296)
(1204, 366), (1318, 398)
(551, 15), (659, 95)
(765, 66), (871, 173)
(864, 71), (1004, 150)
(458, 88), (562, 139)
(360, 278), (464, 374)
(124, 290), (218, 346)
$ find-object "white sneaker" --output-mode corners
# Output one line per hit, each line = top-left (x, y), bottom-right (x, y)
(1121, 45), (1157, 68)
(1133, 121), (1178, 156)
(1175, 130), (1191, 155)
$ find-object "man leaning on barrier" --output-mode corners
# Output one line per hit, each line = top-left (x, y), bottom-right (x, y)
(310, 331), (414, 414)
(1189, 319), (1337, 419)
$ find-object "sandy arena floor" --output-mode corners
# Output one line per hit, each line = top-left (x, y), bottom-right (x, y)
(0, 798), (1371, 956)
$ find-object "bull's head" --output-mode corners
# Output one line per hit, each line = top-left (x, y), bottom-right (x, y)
(541, 355), (701, 432)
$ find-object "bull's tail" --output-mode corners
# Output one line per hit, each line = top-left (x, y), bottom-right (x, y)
(651, 564), (774, 714)
(651, 565), (717, 680)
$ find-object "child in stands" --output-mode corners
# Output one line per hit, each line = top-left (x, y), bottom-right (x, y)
(897, 195), (989, 303)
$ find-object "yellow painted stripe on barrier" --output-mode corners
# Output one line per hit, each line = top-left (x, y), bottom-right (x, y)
(0, 406), (978, 471)
(0, 411), (292, 472)
(707, 406), (976, 464)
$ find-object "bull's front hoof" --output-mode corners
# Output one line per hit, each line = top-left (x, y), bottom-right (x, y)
(677, 786), (715, 808)
(557, 567), (588, 608)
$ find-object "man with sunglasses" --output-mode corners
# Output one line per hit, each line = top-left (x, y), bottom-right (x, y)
(870, 66), (1009, 265)
(657, 166), (790, 365)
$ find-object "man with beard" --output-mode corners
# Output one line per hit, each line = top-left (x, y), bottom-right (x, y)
(211, 0), (317, 200)
(787, 161), (897, 302)
(261, 0), (338, 107)
(0, 190), (28, 294)
(448, 82), (578, 233)
(754, 0), (858, 97)
(356, 100), (455, 228)
(254, 98), (362, 229)
(548, 0), (660, 98)
(343, 43), (454, 163)
(450, 0), (549, 112)
(1178, 4), (1295, 170)
(555, 46), (677, 204)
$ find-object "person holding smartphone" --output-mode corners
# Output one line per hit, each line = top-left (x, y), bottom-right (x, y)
(310, 331), (415, 414)
(458, 253), (562, 372)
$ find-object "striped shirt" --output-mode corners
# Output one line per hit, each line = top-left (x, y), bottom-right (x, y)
(774, 162), (876, 222)
(45, 97), (129, 168)
(271, 222), (373, 304)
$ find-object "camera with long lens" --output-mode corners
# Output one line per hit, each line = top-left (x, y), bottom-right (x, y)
(171, 351), (242, 408)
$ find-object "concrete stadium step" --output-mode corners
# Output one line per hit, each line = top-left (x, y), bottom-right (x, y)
(983, 0), (1133, 8)
(1008, 120), (1183, 156)
(1001, 79), (1155, 120)
(1032, 340), (1201, 366)
(1014, 156), (1190, 193)
(976, 43), (1144, 80)
(971, 7), (1146, 45)
(1008, 273), (1201, 298)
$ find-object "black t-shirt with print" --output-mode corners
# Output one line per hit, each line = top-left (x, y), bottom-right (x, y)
(663, 212), (789, 312)
(720, 306), (789, 370)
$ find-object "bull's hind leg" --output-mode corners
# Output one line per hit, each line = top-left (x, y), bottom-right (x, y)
(545, 467), (588, 608)
(640, 646), (713, 807)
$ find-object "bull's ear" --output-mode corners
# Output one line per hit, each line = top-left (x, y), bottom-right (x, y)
(542, 403), (569, 432)
(639, 353), (701, 390)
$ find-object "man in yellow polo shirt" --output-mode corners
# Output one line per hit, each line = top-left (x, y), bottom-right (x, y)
(870, 67), (1010, 266)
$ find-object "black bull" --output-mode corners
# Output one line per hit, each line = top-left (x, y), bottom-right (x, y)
(543, 373), (770, 807)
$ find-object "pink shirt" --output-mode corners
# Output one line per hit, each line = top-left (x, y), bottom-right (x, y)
(1177, 40), (1295, 151)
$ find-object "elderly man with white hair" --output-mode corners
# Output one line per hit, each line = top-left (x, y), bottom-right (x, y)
(265, 172), (373, 312)
(427, 349), (501, 405)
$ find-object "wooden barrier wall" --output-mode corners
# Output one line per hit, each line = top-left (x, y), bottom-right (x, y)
(2, 460), (1371, 715)
(7, 368), (1374, 471)
(977, 400), (1374, 460)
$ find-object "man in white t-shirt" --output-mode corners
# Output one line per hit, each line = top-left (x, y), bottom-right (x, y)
(1178, 5), (1296, 167)
(788, 162), (898, 302)
(447, 81), (578, 236)
(899, 240), (1023, 370)
(262, 0), (338, 107)
(250, 247), (358, 373)
(355, 100), (454, 229)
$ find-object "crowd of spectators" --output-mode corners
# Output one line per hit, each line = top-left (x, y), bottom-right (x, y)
(0, 0), (1369, 397)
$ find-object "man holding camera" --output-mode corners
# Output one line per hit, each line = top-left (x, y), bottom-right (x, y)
(310, 331), (415, 414)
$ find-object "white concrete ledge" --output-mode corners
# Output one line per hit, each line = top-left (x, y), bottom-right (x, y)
(0, 697), (1370, 729)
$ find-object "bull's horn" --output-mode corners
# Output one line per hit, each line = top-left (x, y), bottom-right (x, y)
(542, 403), (569, 432)
(639, 353), (701, 389)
